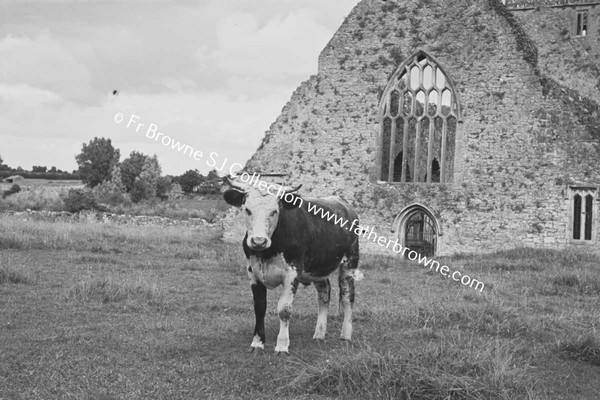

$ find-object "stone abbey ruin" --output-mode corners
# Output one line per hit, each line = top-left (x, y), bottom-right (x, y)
(240, 0), (600, 256)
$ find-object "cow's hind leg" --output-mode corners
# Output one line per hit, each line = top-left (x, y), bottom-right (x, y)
(339, 238), (359, 341)
(312, 279), (330, 340)
(250, 280), (267, 351)
(275, 270), (299, 354)
(338, 269), (355, 341)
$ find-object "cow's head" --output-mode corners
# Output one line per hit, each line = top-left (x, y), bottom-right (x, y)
(222, 176), (302, 250)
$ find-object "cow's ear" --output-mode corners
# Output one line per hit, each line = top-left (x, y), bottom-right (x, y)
(280, 193), (302, 209)
(224, 189), (246, 207)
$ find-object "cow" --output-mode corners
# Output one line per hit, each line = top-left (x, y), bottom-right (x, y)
(222, 176), (362, 354)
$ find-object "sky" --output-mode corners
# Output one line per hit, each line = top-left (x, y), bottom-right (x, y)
(0, 0), (358, 175)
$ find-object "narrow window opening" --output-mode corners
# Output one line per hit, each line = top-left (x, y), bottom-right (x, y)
(573, 194), (582, 240)
(585, 194), (593, 241)
(431, 159), (440, 183)
(393, 152), (403, 182)
(577, 11), (588, 36)
(381, 117), (391, 180)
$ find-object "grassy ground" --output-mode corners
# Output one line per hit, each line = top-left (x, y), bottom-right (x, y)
(0, 214), (599, 399)
(0, 179), (84, 191)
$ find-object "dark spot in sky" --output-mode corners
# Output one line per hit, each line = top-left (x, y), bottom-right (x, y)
(112, 90), (118, 95)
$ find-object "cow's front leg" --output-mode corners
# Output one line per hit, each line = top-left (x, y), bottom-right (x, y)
(250, 279), (267, 351)
(275, 270), (299, 354)
(312, 279), (330, 340)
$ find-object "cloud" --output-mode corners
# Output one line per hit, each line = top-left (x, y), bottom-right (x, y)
(0, 33), (93, 103)
(0, 83), (63, 111)
(210, 10), (332, 82)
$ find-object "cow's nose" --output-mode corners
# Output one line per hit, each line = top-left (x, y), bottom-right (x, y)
(251, 237), (268, 247)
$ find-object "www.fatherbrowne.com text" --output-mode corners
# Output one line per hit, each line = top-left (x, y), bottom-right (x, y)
(233, 171), (485, 293)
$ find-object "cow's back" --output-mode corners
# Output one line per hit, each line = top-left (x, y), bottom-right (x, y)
(264, 195), (358, 279)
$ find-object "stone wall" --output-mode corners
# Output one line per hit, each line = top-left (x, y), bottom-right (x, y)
(505, 0), (600, 10)
(244, 0), (600, 256)
(5, 210), (215, 227)
(513, 5), (600, 99)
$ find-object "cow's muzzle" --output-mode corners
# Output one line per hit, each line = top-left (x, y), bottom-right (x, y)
(250, 236), (269, 250)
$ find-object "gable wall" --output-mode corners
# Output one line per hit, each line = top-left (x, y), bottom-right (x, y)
(245, 0), (600, 255)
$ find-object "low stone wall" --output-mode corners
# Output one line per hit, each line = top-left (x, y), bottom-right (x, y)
(3, 210), (216, 228)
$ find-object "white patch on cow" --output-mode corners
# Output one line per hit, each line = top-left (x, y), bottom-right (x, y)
(348, 269), (364, 282)
(340, 316), (352, 340)
(275, 320), (290, 353)
(242, 190), (280, 250)
(248, 254), (289, 289)
(338, 255), (363, 282)
(275, 267), (298, 353)
(339, 269), (353, 341)
(313, 306), (328, 340)
(250, 334), (264, 349)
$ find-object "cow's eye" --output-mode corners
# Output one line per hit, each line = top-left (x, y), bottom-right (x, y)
(270, 210), (278, 217)
(245, 208), (252, 216)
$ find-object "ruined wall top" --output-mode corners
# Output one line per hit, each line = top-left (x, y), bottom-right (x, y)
(504, 0), (600, 10)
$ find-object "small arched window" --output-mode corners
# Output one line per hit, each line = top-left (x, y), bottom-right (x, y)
(379, 51), (459, 183)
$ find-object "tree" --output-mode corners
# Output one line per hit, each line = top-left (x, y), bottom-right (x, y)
(63, 189), (98, 212)
(130, 155), (161, 202)
(156, 176), (172, 200)
(32, 166), (47, 173)
(49, 166), (57, 173)
(196, 169), (221, 195)
(108, 164), (126, 193)
(93, 165), (129, 206)
(75, 137), (120, 187)
(0, 154), (8, 171)
(120, 151), (148, 192)
(206, 169), (220, 182)
(178, 169), (203, 193)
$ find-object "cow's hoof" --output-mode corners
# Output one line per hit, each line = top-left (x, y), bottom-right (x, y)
(274, 343), (289, 354)
(249, 347), (264, 355)
(339, 336), (352, 342)
(275, 350), (290, 356)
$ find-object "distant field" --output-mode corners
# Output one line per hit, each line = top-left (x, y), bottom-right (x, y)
(0, 215), (599, 399)
(0, 179), (228, 220)
(0, 178), (84, 191)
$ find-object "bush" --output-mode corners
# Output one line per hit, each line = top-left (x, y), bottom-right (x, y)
(2, 184), (21, 198)
(156, 176), (172, 200)
(0, 187), (65, 211)
(130, 179), (154, 203)
(129, 156), (161, 202)
(63, 189), (98, 213)
(179, 169), (203, 193)
(93, 179), (131, 207)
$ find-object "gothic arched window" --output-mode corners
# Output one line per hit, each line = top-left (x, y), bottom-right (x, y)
(379, 51), (459, 183)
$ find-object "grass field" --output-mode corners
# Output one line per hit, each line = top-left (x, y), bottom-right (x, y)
(1, 214), (599, 399)
(0, 179), (84, 192)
